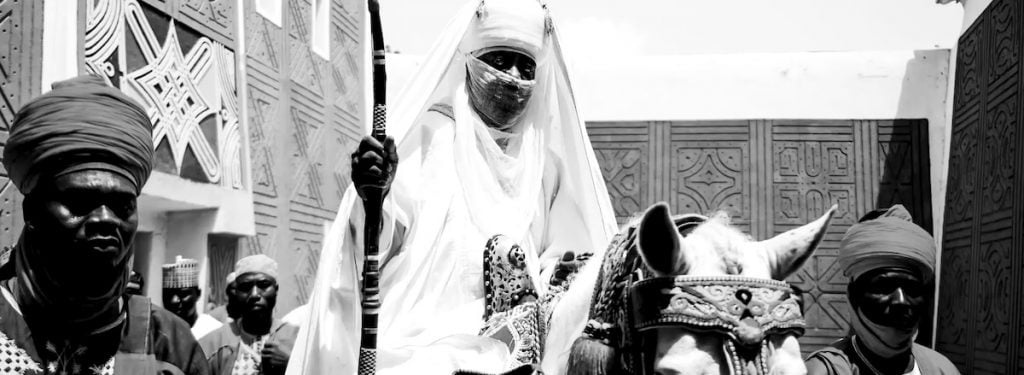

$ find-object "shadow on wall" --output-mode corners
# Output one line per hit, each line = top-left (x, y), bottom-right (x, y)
(886, 49), (947, 348)
(892, 49), (948, 234)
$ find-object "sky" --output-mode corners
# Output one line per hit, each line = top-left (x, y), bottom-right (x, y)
(378, 0), (965, 58)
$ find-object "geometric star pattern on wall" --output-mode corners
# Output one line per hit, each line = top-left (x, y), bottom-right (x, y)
(127, 25), (221, 182)
(85, 0), (245, 189)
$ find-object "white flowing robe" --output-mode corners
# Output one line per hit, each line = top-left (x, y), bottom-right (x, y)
(380, 113), (597, 373)
(287, 1), (617, 374)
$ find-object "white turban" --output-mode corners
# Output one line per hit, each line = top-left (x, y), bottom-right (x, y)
(460, 0), (548, 57)
(234, 254), (278, 279)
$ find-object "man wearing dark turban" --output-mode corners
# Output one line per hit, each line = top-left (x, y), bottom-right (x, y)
(805, 205), (958, 375)
(0, 75), (208, 374)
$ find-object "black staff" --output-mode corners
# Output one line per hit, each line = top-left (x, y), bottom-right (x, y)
(358, 0), (387, 374)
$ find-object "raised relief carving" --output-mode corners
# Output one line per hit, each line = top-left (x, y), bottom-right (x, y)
(85, 0), (243, 188)
(595, 147), (646, 222)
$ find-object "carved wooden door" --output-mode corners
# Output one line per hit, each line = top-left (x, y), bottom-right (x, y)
(936, 0), (1023, 373)
(207, 234), (239, 308)
(588, 119), (933, 354)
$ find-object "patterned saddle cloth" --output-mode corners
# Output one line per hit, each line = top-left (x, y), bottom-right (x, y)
(463, 235), (587, 375)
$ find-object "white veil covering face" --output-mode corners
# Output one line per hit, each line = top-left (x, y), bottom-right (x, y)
(286, 0), (617, 374)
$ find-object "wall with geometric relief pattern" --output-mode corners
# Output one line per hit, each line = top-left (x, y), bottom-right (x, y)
(76, 0), (365, 314)
(589, 119), (934, 355)
(79, 0), (258, 305)
(937, 0), (1023, 373)
(0, 0), (42, 262)
(0, 0), (364, 316)
(240, 0), (364, 314)
(84, 0), (246, 190)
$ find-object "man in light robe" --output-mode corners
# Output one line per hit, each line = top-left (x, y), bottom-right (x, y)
(200, 255), (298, 375)
(287, 0), (617, 374)
(163, 256), (223, 339)
(805, 205), (959, 375)
(0, 74), (208, 374)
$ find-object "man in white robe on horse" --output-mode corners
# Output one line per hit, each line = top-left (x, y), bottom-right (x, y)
(286, 0), (617, 374)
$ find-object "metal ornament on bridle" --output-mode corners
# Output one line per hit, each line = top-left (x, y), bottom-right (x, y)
(630, 276), (806, 375)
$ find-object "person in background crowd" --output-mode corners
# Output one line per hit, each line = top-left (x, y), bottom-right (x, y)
(126, 270), (145, 296)
(200, 255), (298, 375)
(163, 256), (223, 339)
(0, 74), (208, 374)
(805, 205), (959, 375)
(205, 273), (239, 324)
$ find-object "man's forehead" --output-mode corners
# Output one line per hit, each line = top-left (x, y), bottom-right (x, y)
(164, 286), (200, 292)
(54, 169), (137, 193)
(476, 46), (534, 61)
(237, 272), (275, 281)
(861, 267), (921, 282)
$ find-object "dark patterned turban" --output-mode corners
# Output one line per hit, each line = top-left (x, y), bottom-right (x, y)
(838, 205), (935, 283)
(2, 74), (154, 195)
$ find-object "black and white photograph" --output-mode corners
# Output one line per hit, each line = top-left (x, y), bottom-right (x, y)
(0, 0), (1010, 374)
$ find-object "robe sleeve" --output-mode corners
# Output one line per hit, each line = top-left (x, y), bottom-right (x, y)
(346, 192), (408, 273)
(150, 305), (211, 375)
(804, 345), (853, 375)
(285, 116), (442, 375)
(341, 114), (448, 272)
(912, 343), (961, 374)
(536, 153), (593, 286)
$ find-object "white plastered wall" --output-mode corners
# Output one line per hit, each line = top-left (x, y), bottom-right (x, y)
(961, 0), (995, 29)
(40, 0), (79, 92)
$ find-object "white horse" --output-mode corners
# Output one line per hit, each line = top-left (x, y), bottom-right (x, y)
(541, 202), (836, 375)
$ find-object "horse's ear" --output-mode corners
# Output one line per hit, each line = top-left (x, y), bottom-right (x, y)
(637, 202), (685, 277)
(761, 204), (837, 279)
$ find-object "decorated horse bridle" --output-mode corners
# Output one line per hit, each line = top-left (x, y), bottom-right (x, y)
(576, 214), (807, 375)
(631, 276), (805, 374)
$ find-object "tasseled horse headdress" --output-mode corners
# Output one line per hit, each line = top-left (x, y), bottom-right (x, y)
(568, 212), (808, 375)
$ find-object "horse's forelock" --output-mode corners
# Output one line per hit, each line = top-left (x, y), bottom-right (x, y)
(697, 213), (752, 242)
(685, 216), (754, 273)
(708, 210), (732, 225)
